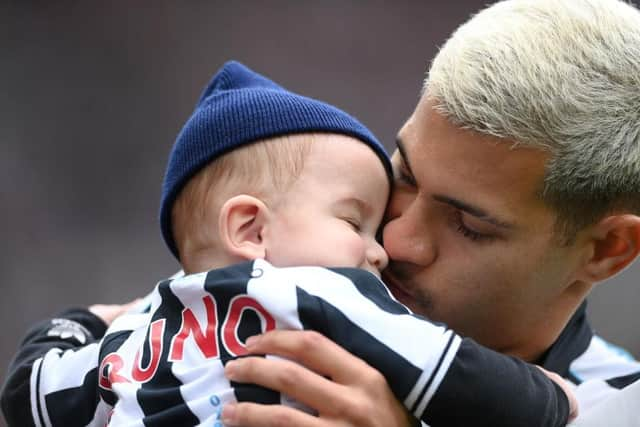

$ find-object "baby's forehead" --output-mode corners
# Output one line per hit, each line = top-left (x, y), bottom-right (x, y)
(305, 132), (390, 164)
(295, 136), (391, 199)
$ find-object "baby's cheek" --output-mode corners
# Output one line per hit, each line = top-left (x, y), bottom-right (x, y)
(318, 234), (367, 269)
(347, 236), (369, 267)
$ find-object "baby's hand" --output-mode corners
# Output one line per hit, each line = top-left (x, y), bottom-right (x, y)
(536, 366), (579, 422)
(89, 299), (141, 326)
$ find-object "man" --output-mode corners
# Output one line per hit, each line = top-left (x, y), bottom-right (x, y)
(218, 0), (640, 426)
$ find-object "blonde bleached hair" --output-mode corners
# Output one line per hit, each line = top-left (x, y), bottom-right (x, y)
(426, 0), (640, 238)
(172, 134), (313, 261)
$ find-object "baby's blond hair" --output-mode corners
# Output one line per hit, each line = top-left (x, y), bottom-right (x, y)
(172, 134), (314, 266)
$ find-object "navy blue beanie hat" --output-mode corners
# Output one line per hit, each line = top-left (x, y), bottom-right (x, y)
(160, 60), (391, 259)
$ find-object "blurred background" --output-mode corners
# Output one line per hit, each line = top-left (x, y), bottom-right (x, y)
(1, 2), (638, 424)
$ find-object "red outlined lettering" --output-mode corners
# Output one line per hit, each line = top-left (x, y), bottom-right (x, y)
(169, 296), (219, 361)
(222, 295), (276, 356)
(100, 293), (278, 385)
(131, 318), (165, 382)
(99, 352), (129, 390)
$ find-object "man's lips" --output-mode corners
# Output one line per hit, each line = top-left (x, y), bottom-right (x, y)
(382, 270), (413, 302)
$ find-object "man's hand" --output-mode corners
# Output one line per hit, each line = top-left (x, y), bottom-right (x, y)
(88, 299), (141, 326)
(221, 330), (413, 427)
(536, 366), (579, 422)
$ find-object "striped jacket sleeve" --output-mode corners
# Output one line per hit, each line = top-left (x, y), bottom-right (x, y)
(297, 266), (570, 427)
(571, 335), (640, 409)
(1, 309), (109, 427)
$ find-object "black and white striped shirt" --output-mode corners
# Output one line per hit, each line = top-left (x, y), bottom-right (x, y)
(5, 259), (614, 426)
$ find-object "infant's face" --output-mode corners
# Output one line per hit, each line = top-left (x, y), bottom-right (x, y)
(263, 135), (389, 277)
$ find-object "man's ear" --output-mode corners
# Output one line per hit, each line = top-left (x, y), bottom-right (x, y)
(218, 195), (271, 261)
(579, 214), (640, 283)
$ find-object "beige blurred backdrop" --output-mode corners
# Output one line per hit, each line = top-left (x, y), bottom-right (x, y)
(1, 3), (638, 422)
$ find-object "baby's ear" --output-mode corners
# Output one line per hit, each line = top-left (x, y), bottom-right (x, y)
(218, 195), (270, 261)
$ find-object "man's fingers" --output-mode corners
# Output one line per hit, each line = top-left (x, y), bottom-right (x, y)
(227, 331), (413, 427)
(88, 298), (142, 325)
(244, 330), (373, 384)
(536, 366), (579, 422)
(225, 356), (350, 415)
(221, 401), (326, 427)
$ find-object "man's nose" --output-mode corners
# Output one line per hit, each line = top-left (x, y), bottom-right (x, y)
(382, 200), (437, 267)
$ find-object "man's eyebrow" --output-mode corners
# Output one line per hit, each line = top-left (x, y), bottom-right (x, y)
(396, 136), (512, 229)
(433, 195), (513, 229)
